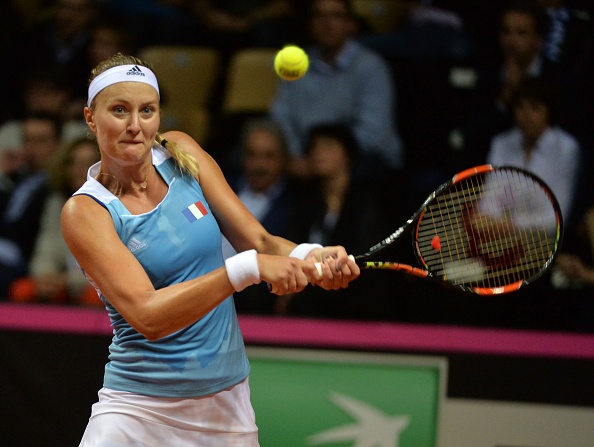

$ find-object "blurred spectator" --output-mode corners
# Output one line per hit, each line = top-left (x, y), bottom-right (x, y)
(538, 0), (594, 147)
(539, 0), (592, 70)
(0, 1), (27, 125)
(25, 0), (100, 106)
(463, 0), (592, 163)
(222, 118), (301, 314)
(494, 0), (553, 112)
(554, 206), (594, 289)
(436, 0), (507, 62)
(87, 16), (135, 68)
(540, 0), (594, 330)
(223, 118), (299, 253)
(8, 137), (101, 305)
(269, 0), (404, 181)
(191, 0), (299, 54)
(102, 0), (198, 47)
(486, 76), (581, 227)
(64, 16), (137, 120)
(355, 0), (478, 205)
(549, 202), (594, 332)
(280, 123), (404, 319)
(462, 0), (554, 163)
(0, 66), (87, 161)
(358, 0), (475, 64)
(0, 113), (63, 299)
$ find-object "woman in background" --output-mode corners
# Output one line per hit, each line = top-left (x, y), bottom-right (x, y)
(9, 137), (101, 305)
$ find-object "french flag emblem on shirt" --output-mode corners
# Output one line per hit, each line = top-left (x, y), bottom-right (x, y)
(182, 201), (208, 223)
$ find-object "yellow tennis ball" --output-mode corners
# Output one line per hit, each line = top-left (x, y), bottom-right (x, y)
(274, 45), (309, 81)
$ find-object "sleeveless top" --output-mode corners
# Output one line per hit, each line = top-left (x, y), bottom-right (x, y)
(74, 144), (250, 397)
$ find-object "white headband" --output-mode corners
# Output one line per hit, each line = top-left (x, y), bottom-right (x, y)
(87, 64), (160, 107)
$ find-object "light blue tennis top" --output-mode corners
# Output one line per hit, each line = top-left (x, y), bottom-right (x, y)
(74, 144), (250, 397)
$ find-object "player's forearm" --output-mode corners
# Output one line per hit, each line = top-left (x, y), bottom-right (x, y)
(135, 269), (236, 341)
(254, 233), (297, 257)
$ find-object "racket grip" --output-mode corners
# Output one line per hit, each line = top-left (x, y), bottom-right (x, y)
(314, 255), (355, 276)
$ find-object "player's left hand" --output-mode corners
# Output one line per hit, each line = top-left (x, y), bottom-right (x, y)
(306, 246), (360, 290)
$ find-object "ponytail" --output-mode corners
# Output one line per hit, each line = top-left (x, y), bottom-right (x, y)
(155, 133), (200, 180)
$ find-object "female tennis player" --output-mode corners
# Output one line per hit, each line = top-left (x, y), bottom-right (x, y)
(61, 53), (359, 446)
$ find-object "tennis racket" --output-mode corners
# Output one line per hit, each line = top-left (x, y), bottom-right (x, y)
(316, 165), (563, 295)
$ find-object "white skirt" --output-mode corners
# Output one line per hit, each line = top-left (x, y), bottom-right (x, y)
(79, 378), (259, 447)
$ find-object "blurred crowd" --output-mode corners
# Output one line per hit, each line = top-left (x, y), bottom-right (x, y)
(1, 0), (593, 332)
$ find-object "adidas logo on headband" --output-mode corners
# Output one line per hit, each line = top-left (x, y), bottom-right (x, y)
(126, 65), (146, 77)
(87, 64), (160, 106)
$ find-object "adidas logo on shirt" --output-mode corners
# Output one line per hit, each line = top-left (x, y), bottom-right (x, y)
(128, 237), (148, 253)
(126, 65), (145, 77)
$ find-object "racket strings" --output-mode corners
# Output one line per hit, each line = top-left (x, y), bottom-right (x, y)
(417, 169), (559, 289)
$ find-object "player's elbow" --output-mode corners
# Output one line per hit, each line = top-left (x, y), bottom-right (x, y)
(135, 319), (171, 342)
(126, 301), (172, 341)
(143, 330), (166, 343)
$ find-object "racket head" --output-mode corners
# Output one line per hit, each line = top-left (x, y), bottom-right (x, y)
(413, 165), (563, 294)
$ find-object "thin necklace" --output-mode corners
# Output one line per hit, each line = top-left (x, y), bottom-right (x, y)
(99, 166), (153, 191)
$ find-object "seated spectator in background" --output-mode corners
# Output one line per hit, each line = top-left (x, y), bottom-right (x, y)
(549, 201), (594, 332)
(269, 0), (404, 181)
(221, 118), (300, 314)
(486, 76), (581, 228)
(63, 16), (137, 121)
(354, 0), (478, 205)
(554, 206), (594, 288)
(102, 0), (199, 47)
(0, 113), (63, 298)
(24, 0), (100, 104)
(538, 0), (594, 147)
(358, 0), (475, 63)
(539, 0), (592, 69)
(462, 0), (555, 161)
(0, 66), (88, 163)
(87, 17), (136, 70)
(9, 138), (101, 305)
(223, 118), (299, 253)
(280, 123), (404, 320)
(0, 1), (27, 125)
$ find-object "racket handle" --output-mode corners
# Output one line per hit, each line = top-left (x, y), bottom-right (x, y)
(314, 255), (355, 276)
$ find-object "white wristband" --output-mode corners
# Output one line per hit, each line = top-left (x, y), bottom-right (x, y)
(225, 249), (260, 292)
(289, 243), (323, 260)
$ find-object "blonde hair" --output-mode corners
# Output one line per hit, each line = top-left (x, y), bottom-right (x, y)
(88, 53), (200, 179)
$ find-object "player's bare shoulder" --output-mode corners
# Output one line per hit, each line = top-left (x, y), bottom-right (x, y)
(61, 194), (110, 235)
(162, 131), (205, 157)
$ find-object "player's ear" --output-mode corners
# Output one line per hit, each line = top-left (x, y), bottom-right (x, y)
(84, 107), (97, 133)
